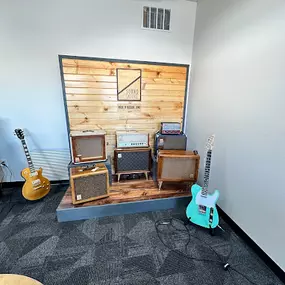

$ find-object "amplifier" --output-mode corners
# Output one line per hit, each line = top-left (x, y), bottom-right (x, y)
(70, 131), (106, 164)
(68, 155), (113, 185)
(116, 132), (149, 148)
(70, 163), (109, 204)
(154, 132), (187, 156)
(114, 147), (151, 182)
(161, 122), (181, 135)
(157, 150), (200, 190)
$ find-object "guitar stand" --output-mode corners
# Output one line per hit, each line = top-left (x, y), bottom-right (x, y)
(209, 227), (215, 236)
(185, 218), (215, 236)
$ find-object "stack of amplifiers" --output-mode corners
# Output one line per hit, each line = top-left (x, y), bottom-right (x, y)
(70, 163), (109, 204)
(114, 147), (151, 182)
(70, 131), (107, 164)
(157, 150), (200, 190)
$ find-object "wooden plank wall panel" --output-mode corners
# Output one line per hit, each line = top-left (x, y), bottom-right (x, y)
(61, 58), (188, 164)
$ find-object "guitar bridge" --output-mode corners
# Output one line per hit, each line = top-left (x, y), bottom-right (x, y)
(199, 205), (206, 214)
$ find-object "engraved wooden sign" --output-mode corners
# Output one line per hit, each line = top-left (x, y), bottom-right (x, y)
(117, 69), (141, 101)
(117, 104), (141, 112)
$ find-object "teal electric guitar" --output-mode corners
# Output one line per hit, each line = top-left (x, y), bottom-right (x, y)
(186, 135), (219, 233)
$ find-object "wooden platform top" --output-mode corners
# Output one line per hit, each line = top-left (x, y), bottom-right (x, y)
(57, 179), (192, 210)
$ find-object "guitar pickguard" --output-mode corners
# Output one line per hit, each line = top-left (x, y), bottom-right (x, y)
(195, 190), (219, 208)
(186, 187), (220, 229)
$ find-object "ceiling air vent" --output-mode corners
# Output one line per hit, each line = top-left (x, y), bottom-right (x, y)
(142, 7), (171, 31)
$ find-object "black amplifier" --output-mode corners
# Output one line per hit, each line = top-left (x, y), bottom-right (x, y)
(154, 132), (187, 157)
(114, 147), (151, 182)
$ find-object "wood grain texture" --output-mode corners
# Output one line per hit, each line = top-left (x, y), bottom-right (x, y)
(57, 179), (192, 209)
(62, 59), (187, 74)
(0, 275), (43, 285)
(61, 57), (188, 161)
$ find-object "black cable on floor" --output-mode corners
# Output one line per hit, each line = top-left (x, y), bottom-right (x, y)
(155, 218), (263, 285)
(1, 163), (13, 182)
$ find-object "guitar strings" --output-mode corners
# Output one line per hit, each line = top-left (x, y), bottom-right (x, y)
(155, 218), (263, 285)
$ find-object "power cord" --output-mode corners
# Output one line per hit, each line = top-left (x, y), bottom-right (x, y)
(155, 218), (265, 285)
(0, 161), (13, 182)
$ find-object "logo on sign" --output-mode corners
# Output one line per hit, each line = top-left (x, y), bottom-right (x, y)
(117, 69), (141, 101)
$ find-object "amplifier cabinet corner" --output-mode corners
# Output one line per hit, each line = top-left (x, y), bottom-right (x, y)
(70, 163), (109, 205)
(157, 150), (200, 186)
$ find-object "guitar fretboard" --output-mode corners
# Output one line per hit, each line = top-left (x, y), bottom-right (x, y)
(21, 139), (35, 173)
(201, 150), (212, 197)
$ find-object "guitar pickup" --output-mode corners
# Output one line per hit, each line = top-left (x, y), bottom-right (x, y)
(199, 205), (207, 214)
(32, 179), (41, 187)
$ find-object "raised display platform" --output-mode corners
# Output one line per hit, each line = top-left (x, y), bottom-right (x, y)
(56, 179), (192, 222)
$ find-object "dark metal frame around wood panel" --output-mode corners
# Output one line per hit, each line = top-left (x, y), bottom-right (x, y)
(58, 54), (190, 138)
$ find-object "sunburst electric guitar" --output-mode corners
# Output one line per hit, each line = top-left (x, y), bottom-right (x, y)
(15, 129), (50, 200)
(186, 135), (219, 233)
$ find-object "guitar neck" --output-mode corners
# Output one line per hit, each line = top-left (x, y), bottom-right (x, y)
(21, 139), (35, 173)
(202, 150), (212, 196)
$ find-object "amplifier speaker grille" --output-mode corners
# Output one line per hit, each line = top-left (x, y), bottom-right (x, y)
(73, 173), (107, 201)
(157, 151), (200, 185)
(71, 134), (106, 163)
(161, 157), (196, 179)
(115, 148), (151, 173)
(74, 137), (103, 158)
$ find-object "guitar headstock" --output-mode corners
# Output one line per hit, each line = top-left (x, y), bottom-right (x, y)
(206, 134), (215, 151)
(14, 128), (25, 140)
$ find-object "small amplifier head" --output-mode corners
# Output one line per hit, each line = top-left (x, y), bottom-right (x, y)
(116, 132), (149, 148)
(161, 122), (181, 135)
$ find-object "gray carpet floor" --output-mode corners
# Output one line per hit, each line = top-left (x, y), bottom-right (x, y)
(0, 184), (283, 285)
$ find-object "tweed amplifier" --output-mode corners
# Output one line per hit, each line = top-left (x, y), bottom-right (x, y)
(70, 131), (106, 164)
(68, 155), (113, 186)
(116, 132), (149, 148)
(114, 147), (151, 182)
(157, 150), (200, 190)
(161, 122), (181, 135)
(70, 163), (109, 204)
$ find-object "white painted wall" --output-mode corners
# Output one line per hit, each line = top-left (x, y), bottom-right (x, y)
(186, 0), (285, 270)
(0, 0), (196, 181)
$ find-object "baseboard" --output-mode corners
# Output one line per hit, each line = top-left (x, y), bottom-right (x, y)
(218, 206), (285, 282)
(1, 181), (24, 188)
(1, 180), (69, 189)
